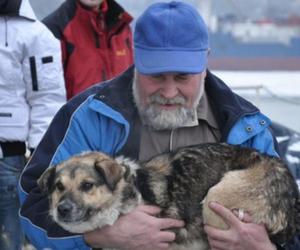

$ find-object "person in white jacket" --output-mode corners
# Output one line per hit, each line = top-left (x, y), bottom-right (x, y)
(0, 0), (66, 249)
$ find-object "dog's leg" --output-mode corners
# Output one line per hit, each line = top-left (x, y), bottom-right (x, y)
(202, 165), (295, 235)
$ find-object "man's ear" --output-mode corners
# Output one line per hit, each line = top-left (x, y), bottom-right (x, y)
(94, 159), (123, 191)
(37, 166), (56, 194)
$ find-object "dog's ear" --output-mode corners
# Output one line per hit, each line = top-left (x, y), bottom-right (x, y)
(94, 159), (123, 191)
(37, 166), (56, 194)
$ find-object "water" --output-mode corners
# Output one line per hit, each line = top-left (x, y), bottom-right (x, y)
(213, 70), (300, 132)
(241, 96), (300, 132)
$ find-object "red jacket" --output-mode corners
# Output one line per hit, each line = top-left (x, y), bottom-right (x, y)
(43, 0), (133, 99)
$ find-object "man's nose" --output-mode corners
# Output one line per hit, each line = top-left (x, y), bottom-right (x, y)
(160, 81), (179, 99)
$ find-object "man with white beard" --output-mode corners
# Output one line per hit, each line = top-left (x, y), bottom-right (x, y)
(19, 1), (299, 250)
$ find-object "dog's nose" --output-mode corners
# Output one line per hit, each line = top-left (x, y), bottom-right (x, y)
(57, 201), (73, 218)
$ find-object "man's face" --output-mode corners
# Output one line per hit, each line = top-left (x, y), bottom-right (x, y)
(78, 0), (103, 9)
(133, 71), (206, 130)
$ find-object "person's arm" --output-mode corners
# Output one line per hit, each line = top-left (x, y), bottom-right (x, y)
(23, 21), (66, 149)
(84, 205), (184, 250)
(18, 97), (98, 249)
(18, 84), (129, 249)
(19, 109), (183, 249)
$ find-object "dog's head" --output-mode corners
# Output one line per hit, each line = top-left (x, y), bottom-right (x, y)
(38, 152), (129, 233)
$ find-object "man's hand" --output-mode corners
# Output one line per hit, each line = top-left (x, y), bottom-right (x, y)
(84, 205), (184, 250)
(204, 202), (277, 250)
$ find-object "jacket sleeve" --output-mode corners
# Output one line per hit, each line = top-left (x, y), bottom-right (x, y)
(18, 96), (129, 249)
(22, 21), (66, 148)
(18, 104), (88, 250)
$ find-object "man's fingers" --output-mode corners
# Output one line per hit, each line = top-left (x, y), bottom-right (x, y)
(232, 208), (252, 223)
(204, 224), (228, 241)
(207, 236), (226, 250)
(136, 205), (162, 215)
(158, 231), (176, 242)
(157, 217), (185, 230)
(135, 205), (184, 230)
(208, 202), (241, 227)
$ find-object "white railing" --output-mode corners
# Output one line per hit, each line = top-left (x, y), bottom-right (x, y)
(231, 84), (264, 107)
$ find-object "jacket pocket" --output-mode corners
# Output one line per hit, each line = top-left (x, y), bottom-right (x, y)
(24, 54), (64, 92)
(29, 56), (55, 91)
(0, 107), (28, 127)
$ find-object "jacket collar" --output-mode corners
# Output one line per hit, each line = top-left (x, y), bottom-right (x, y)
(0, 0), (21, 15)
(105, 0), (132, 30)
(92, 66), (259, 141)
(76, 0), (132, 31)
(18, 0), (36, 21)
(93, 65), (137, 122)
(89, 66), (260, 157)
(0, 0), (35, 20)
(204, 70), (259, 141)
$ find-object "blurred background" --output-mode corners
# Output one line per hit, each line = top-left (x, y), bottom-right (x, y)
(29, 0), (300, 131)
(29, 0), (300, 181)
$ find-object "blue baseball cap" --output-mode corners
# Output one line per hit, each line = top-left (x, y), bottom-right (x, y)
(134, 1), (209, 75)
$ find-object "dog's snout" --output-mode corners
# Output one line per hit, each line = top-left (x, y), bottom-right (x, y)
(57, 200), (74, 218)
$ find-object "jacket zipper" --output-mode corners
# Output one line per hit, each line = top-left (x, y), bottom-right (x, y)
(94, 31), (100, 48)
(29, 57), (38, 91)
(4, 16), (8, 47)
(169, 129), (175, 151)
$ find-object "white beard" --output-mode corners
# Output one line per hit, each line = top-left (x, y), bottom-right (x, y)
(133, 76), (204, 130)
(138, 103), (196, 130)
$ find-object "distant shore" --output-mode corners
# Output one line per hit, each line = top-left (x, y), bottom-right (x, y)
(209, 57), (300, 71)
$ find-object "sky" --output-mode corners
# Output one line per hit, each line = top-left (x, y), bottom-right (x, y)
(212, 0), (300, 19)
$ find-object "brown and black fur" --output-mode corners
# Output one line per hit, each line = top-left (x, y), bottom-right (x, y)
(38, 143), (300, 250)
(137, 143), (300, 248)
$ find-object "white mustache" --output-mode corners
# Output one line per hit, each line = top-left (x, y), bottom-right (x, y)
(149, 94), (186, 105)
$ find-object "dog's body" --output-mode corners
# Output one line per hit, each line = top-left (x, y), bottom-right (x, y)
(39, 143), (300, 250)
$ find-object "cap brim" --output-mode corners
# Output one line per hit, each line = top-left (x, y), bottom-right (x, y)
(134, 48), (207, 74)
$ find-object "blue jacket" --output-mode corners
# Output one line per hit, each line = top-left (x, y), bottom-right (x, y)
(18, 66), (297, 249)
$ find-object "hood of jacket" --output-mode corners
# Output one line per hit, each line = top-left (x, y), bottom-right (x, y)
(0, 0), (35, 20)
(0, 0), (21, 15)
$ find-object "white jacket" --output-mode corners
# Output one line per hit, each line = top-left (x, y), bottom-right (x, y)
(0, 0), (66, 149)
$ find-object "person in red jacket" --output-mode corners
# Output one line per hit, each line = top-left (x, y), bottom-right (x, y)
(43, 0), (133, 99)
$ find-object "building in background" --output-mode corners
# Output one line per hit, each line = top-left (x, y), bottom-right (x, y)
(29, 0), (300, 71)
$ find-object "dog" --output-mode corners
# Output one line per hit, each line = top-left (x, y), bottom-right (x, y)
(38, 143), (300, 250)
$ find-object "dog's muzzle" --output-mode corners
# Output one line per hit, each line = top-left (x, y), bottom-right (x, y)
(57, 200), (74, 220)
(56, 199), (87, 223)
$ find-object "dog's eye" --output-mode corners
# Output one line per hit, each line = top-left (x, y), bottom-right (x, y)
(55, 181), (65, 192)
(80, 181), (94, 192)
